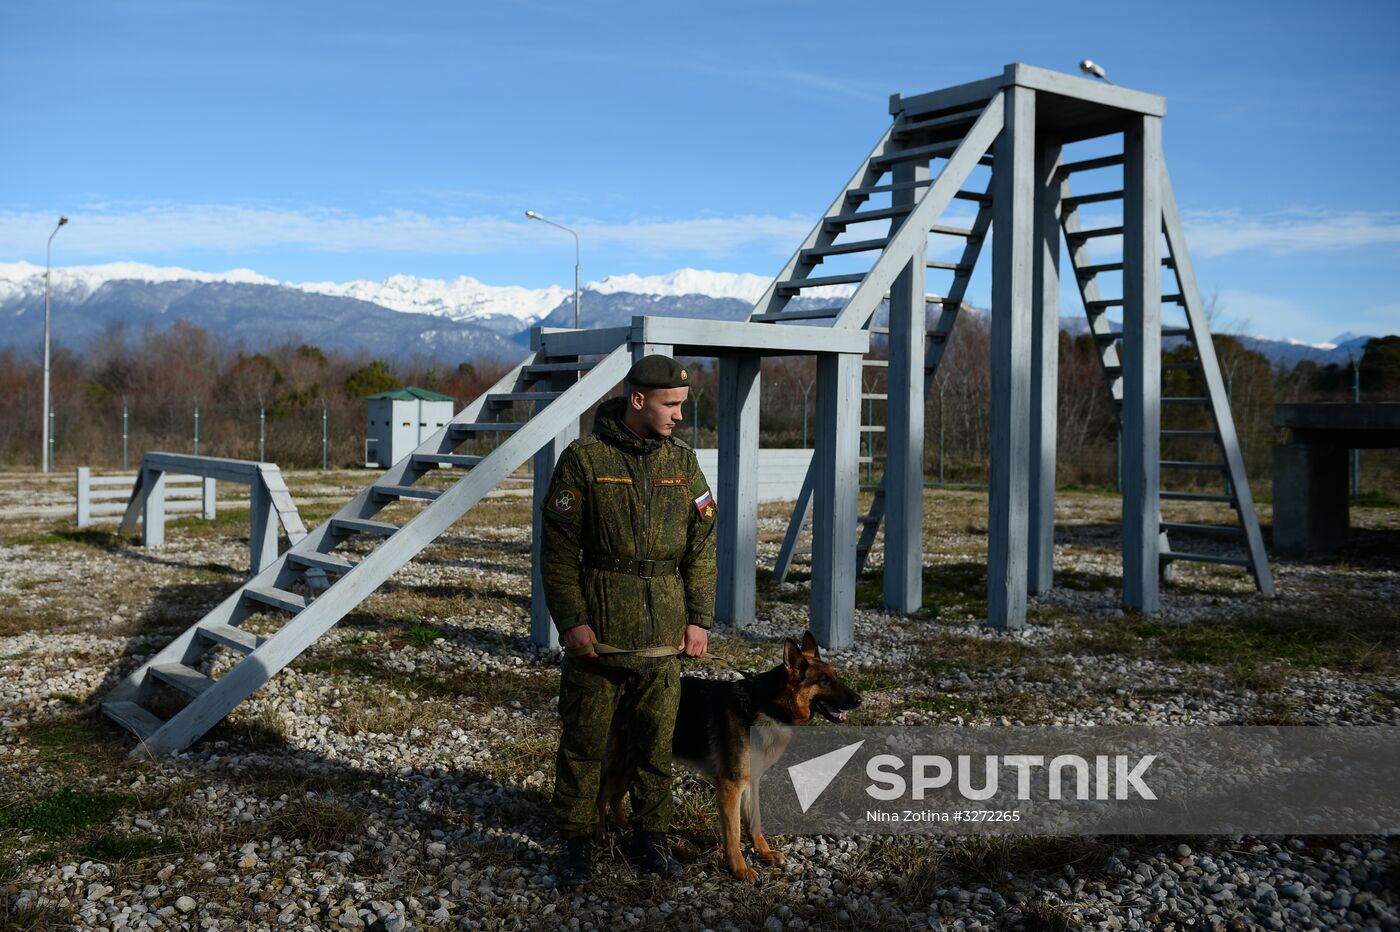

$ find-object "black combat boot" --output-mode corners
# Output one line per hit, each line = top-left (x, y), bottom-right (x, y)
(554, 836), (594, 887)
(628, 830), (682, 879)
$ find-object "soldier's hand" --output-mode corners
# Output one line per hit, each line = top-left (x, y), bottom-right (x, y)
(562, 624), (599, 660)
(678, 624), (708, 658)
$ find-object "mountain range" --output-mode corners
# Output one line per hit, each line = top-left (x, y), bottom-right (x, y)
(0, 261), (1375, 368)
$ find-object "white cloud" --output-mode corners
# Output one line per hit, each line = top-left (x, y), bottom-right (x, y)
(1183, 208), (1400, 258)
(1212, 289), (1339, 345)
(0, 204), (814, 262)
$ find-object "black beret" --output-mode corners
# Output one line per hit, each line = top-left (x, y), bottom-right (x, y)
(626, 354), (690, 389)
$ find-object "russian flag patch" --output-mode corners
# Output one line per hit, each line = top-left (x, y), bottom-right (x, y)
(694, 489), (716, 522)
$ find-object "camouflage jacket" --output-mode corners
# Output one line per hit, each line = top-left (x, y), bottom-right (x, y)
(540, 397), (718, 651)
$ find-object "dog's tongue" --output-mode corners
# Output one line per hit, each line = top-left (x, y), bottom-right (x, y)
(833, 709), (848, 721)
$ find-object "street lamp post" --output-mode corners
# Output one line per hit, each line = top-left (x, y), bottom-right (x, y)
(525, 211), (581, 329)
(41, 216), (69, 473)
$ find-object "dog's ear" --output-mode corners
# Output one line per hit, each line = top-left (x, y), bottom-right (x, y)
(783, 637), (806, 673)
(801, 631), (820, 659)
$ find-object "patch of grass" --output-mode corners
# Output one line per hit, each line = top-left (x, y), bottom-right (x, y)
(1353, 489), (1399, 508)
(22, 714), (133, 765)
(1054, 568), (1118, 592)
(404, 621), (445, 647)
(342, 632), (374, 646)
(840, 668), (903, 695)
(918, 633), (1042, 678)
(80, 833), (178, 863)
(1014, 901), (1077, 932)
(296, 651), (558, 709)
(257, 798), (369, 850)
(1367, 690), (1400, 717)
(939, 835), (1112, 887)
(0, 528), (126, 551)
(45, 692), (81, 705)
(0, 788), (129, 839)
(167, 507), (253, 531)
(904, 694), (978, 716)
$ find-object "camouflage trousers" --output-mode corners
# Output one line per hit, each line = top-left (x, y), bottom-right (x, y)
(551, 653), (680, 839)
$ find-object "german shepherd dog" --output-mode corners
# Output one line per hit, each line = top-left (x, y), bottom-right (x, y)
(597, 632), (863, 882)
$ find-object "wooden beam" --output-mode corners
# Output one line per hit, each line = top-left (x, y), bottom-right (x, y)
(1028, 138), (1062, 595)
(988, 84), (1036, 631)
(1121, 114), (1164, 612)
(531, 365), (581, 647)
(810, 352), (861, 649)
(1003, 63), (1166, 118)
(717, 353), (761, 626)
(639, 316), (869, 356)
(884, 158), (927, 613)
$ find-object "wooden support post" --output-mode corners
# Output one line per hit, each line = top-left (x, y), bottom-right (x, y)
(1122, 114), (1163, 612)
(248, 479), (280, 573)
(811, 352), (860, 649)
(988, 82), (1035, 631)
(717, 353), (761, 626)
(1028, 138), (1062, 594)
(140, 465), (166, 547)
(76, 467), (91, 528)
(531, 368), (580, 648)
(885, 159), (927, 613)
(202, 478), (217, 520)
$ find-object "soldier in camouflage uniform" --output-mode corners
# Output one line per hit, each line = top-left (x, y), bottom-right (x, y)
(540, 354), (718, 885)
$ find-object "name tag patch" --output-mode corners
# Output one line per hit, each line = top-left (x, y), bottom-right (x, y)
(652, 477), (688, 487)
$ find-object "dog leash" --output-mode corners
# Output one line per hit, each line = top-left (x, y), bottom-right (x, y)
(564, 642), (754, 678)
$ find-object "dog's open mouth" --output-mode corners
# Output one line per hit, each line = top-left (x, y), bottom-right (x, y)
(814, 699), (851, 723)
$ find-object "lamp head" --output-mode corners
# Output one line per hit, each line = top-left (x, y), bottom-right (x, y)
(525, 210), (540, 219)
(58, 216), (68, 227)
(1079, 59), (1107, 81)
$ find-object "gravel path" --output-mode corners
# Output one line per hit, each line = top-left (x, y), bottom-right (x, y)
(2, 480), (1397, 930)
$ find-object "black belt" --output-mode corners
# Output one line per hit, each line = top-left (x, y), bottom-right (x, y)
(585, 555), (679, 579)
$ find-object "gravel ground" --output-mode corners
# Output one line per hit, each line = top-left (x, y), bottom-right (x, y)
(1, 470), (1397, 931)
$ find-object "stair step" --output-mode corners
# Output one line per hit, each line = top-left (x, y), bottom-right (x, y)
(1066, 225), (1124, 244)
(861, 393), (888, 401)
(859, 483), (883, 492)
(778, 272), (868, 292)
(1161, 430), (1217, 439)
(412, 453), (484, 468)
(198, 622), (263, 654)
(150, 662), (216, 698)
(858, 455), (887, 464)
(825, 205), (913, 228)
(893, 106), (986, 138)
(1161, 460), (1228, 471)
(1076, 258), (1178, 276)
(926, 260), (973, 273)
(1160, 491), (1235, 503)
(858, 515), (883, 525)
(1163, 397), (1212, 405)
(862, 359), (889, 368)
(929, 224), (982, 239)
(487, 392), (562, 405)
(287, 550), (355, 575)
(751, 306), (843, 323)
(867, 326), (890, 335)
(373, 484), (443, 502)
(1163, 327), (1193, 338)
(1160, 550), (1252, 568)
(872, 138), (963, 167)
(243, 586), (312, 614)
(450, 422), (525, 434)
(1160, 521), (1245, 538)
(1163, 362), (1203, 371)
(1057, 153), (1125, 176)
(1063, 189), (1125, 209)
(859, 425), (887, 433)
(802, 238), (889, 260)
(331, 517), (399, 537)
(1086, 294), (1185, 311)
(524, 361), (597, 376)
(102, 701), (165, 742)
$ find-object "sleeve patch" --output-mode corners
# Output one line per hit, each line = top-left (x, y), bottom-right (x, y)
(594, 475), (633, 485)
(652, 477), (689, 487)
(550, 486), (582, 516)
(694, 489), (716, 523)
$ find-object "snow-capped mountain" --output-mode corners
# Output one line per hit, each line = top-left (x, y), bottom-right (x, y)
(0, 260), (1382, 367)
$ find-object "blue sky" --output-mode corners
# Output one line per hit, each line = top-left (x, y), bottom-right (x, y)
(3, 0), (1398, 343)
